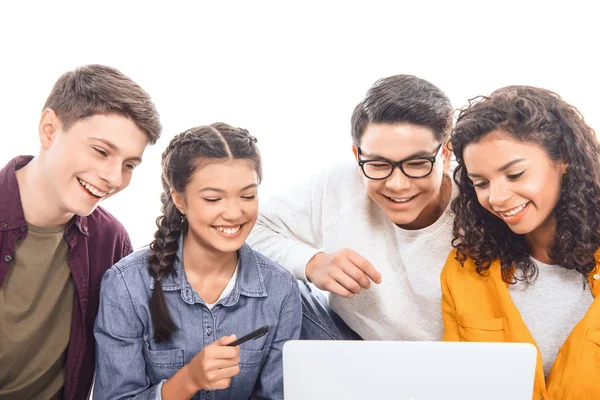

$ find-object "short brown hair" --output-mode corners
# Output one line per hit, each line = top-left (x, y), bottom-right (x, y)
(43, 64), (162, 144)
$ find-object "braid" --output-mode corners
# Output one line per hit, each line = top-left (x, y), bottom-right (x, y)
(148, 122), (263, 342)
(148, 182), (185, 342)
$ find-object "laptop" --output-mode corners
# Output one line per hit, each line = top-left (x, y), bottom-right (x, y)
(283, 340), (537, 400)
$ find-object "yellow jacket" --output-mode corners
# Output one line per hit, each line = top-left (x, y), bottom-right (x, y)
(441, 249), (600, 400)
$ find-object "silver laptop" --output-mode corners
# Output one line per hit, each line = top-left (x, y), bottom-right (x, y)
(283, 340), (537, 400)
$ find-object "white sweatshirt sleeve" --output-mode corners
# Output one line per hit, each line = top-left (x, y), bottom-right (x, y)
(248, 171), (328, 281)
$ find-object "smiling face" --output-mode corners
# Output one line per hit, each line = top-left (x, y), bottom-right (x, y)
(463, 130), (567, 238)
(355, 122), (452, 229)
(39, 110), (149, 219)
(171, 159), (259, 257)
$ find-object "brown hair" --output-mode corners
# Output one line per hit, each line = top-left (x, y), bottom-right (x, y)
(148, 122), (262, 341)
(451, 85), (600, 283)
(43, 64), (162, 143)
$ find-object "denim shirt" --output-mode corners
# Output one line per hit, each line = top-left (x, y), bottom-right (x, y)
(93, 236), (301, 400)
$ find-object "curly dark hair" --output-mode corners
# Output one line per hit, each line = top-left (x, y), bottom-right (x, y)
(451, 85), (600, 283)
(148, 122), (262, 342)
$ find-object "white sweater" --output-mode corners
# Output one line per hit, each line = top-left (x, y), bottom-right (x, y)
(248, 160), (454, 340)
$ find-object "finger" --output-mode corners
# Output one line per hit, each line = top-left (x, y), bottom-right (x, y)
(323, 278), (355, 298)
(204, 355), (241, 371)
(218, 334), (237, 346)
(212, 365), (241, 382)
(347, 250), (382, 283)
(208, 345), (240, 360)
(340, 259), (371, 289)
(330, 268), (363, 294)
(211, 377), (233, 390)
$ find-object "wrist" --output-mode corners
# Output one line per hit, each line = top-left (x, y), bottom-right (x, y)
(305, 252), (324, 281)
(162, 364), (200, 400)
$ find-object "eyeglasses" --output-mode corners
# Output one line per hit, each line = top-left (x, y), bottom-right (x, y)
(357, 143), (443, 180)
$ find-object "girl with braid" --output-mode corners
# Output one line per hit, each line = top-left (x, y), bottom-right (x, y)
(93, 123), (301, 400)
(442, 86), (600, 399)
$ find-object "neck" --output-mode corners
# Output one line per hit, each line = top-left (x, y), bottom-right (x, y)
(525, 216), (556, 264)
(16, 158), (74, 227)
(182, 232), (238, 278)
(400, 174), (452, 230)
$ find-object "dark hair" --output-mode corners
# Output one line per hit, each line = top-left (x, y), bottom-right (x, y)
(148, 122), (262, 341)
(451, 85), (600, 283)
(350, 74), (453, 146)
(43, 64), (162, 144)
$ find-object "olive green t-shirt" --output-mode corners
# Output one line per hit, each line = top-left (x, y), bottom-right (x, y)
(0, 223), (74, 400)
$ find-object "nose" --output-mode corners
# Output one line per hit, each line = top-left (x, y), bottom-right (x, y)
(222, 199), (243, 221)
(488, 180), (511, 208)
(99, 160), (123, 189)
(384, 165), (411, 191)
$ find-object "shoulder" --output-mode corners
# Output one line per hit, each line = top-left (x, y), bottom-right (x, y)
(101, 247), (153, 292)
(441, 248), (501, 287)
(247, 246), (297, 290)
(87, 206), (128, 234)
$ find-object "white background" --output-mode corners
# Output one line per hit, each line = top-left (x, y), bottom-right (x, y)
(1, 1), (598, 249)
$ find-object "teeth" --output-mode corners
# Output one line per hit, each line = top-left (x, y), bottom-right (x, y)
(215, 225), (241, 235)
(78, 179), (108, 198)
(500, 202), (528, 217)
(389, 196), (412, 203)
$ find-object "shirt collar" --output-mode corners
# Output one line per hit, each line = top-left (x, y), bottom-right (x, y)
(0, 156), (89, 236)
(150, 234), (268, 303)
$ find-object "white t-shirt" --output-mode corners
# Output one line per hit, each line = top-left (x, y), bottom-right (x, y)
(509, 258), (594, 377)
(248, 160), (454, 340)
(205, 261), (239, 310)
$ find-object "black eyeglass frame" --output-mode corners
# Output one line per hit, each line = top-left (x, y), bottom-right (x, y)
(357, 143), (444, 180)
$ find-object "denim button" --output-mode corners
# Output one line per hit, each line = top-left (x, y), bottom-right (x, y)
(206, 327), (213, 336)
(1, 222), (7, 229)
(83, 226), (88, 232)
(4, 255), (12, 263)
(206, 392), (212, 400)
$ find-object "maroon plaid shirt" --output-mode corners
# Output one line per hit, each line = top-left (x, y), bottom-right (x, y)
(0, 156), (133, 400)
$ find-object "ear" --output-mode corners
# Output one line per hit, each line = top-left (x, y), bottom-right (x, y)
(559, 161), (569, 175)
(442, 141), (453, 172)
(352, 145), (359, 161)
(38, 108), (62, 150)
(170, 187), (186, 215)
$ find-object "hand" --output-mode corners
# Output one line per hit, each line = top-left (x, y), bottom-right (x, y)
(186, 334), (241, 391)
(305, 249), (382, 298)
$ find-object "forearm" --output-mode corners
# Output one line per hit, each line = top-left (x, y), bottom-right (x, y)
(161, 365), (200, 400)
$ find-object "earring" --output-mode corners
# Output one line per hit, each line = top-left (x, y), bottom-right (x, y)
(181, 214), (187, 223)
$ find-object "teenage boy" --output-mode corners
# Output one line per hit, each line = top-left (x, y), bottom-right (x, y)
(248, 74), (455, 340)
(0, 64), (161, 400)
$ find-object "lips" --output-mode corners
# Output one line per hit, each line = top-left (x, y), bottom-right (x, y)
(498, 201), (529, 217)
(383, 194), (417, 203)
(78, 178), (109, 198)
(213, 225), (241, 235)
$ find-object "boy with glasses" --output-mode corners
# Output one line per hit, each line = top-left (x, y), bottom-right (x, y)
(248, 74), (454, 340)
(0, 65), (161, 399)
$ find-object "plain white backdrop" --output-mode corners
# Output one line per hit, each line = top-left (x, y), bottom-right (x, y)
(1, 0), (598, 248)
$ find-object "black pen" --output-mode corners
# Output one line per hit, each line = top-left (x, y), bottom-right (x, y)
(228, 325), (269, 346)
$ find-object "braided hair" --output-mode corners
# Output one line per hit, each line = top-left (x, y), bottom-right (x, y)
(148, 122), (262, 342)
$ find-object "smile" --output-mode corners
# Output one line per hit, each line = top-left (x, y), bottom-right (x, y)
(78, 178), (108, 198)
(384, 194), (417, 203)
(213, 225), (242, 235)
(498, 202), (529, 217)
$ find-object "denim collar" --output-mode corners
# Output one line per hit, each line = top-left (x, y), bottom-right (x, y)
(149, 234), (268, 306)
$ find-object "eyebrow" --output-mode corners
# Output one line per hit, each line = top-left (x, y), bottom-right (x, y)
(361, 148), (437, 162)
(198, 183), (259, 193)
(467, 158), (526, 178)
(90, 137), (143, 164)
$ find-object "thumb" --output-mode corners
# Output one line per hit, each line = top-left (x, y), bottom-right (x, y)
(219, 334), (237, 346)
